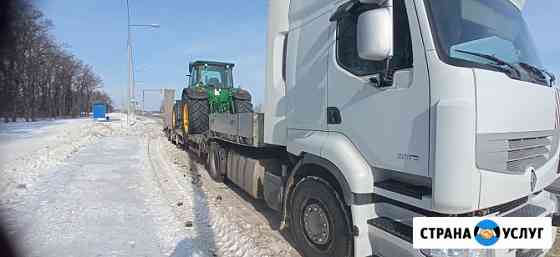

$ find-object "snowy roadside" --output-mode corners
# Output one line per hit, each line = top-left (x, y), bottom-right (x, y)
(0, 115), (183, 257)
(0, 115), (126, 202)
(140, 117), (301, 257)
(0, 114), (301, 257)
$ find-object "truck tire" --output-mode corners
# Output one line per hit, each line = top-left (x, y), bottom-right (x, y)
(184, 98), (209, 135)
(207, 143), (224, 182)
(289, 177), (353, 257)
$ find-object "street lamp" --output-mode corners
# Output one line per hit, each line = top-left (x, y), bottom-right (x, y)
(126, 0), (159, 126)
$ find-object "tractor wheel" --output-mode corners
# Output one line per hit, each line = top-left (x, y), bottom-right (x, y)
(289, 177), (353, 257)
(234, 99), (253, 113)
(181, 102), (189, 138)
(172, 109), (177, 131)
(184, 98), (209, 135)
(233, 89), (253, 113)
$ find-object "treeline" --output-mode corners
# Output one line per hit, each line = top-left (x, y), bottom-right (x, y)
(0, 0), (113, 122)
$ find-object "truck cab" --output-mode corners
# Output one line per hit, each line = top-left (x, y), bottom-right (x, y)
(263, 0), (558, 256)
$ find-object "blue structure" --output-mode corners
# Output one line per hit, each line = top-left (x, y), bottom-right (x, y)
(92, 102), (108, 121)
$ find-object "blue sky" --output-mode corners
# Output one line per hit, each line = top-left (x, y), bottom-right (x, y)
(37, 0), (559, 110)
(38, 0), (267, 110)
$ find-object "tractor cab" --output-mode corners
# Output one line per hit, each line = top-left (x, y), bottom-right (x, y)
(188, 61), (234, 89)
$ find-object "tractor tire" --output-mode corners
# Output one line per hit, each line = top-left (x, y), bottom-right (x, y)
(234, 99), (253, 113)
(207, 143), (224, 182)
(233, 89), (253, 113)
(289, 177), (353, 257)
(184, 98), (209, 135)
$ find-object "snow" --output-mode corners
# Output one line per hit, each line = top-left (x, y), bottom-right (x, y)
(0, 117), (115, 201)
(3, 114), (560, 257)
(0, 114), (301, 257)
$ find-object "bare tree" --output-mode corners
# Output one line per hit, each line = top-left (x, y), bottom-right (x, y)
(0, 0), (112, 122)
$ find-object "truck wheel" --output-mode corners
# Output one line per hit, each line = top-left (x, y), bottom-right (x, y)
(290, 177), (353, 257)
(207, 143), (224, 182)
(185, 98), (209, 134)
(234, 99), (253, 113)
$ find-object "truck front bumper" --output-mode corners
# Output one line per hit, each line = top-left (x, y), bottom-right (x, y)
(365, 191), (558, 257)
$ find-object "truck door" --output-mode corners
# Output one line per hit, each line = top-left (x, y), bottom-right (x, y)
(327, 0), (431, 177)
(285, 1), (332, 132)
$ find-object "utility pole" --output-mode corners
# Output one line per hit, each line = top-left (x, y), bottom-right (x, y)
(126, 0), (132, 126)
(125, 0), (159, 126)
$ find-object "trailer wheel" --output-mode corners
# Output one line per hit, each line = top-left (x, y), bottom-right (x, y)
(217, 147), (228, 177)
(207, 143), (224, 182)
(289, 177), (353, 257)
(185, 98), (209, 134)
(170, 134), (176, 145)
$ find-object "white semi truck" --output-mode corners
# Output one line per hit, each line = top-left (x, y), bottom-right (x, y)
(173, 0), (560, 256)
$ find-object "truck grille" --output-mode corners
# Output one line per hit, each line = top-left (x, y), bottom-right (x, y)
(477, 130), (558, 174)
(506, 136), (551, 173)
(505, 204), (546, 217)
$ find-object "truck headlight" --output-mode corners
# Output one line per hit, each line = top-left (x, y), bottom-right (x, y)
(420, 249), (494, 257)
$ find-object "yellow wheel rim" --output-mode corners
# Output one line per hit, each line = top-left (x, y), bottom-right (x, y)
(182, 103), (189, 134)
(172, 110), (176, 128)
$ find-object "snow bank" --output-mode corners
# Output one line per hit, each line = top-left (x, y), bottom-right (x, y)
(0, 115), (125, 201)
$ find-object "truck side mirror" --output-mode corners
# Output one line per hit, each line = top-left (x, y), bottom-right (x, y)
(357, 8), (393, 61)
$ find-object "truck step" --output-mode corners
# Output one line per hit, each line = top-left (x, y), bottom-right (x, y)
(374, 179), (431, 200)
(368, 217), (412, 243)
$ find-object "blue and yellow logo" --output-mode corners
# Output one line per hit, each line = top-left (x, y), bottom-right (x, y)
(474, 219), (501, 246)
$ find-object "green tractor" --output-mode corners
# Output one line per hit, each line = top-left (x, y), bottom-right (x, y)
(180, 61), (253, 136)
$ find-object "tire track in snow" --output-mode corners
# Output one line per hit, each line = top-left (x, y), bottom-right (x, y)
(145, 119), (300, 257)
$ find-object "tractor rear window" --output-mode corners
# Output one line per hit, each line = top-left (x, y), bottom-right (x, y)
(193, 65), (234, 88)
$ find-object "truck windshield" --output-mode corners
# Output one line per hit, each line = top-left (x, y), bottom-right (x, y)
(425, 0), (544, 76)
(192, 65), (233, 88)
